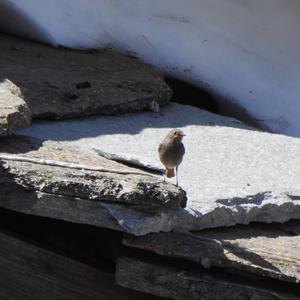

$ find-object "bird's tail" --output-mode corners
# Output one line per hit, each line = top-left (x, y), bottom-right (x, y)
(166, 168), (175, 178)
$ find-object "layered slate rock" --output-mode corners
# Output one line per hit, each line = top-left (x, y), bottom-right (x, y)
(123, 221), (300, 283)
(0, 136), (186, 233)
(116, 257), (299, 300)
(16, 103), (300, 235)
(0, 79), (31, 135)
(0, 33), (171, 120)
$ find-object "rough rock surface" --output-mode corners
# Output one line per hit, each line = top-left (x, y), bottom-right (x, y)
(0, 183), (122, 232)
(123, 221), (300, 283)
(0, 136), (186, 233)
(0, 33), (172, 119)
(16, 103), (300, 234)
(0, 79), (31, 135)
(1, 159), (185, 209)
(116, 257), (299, 300)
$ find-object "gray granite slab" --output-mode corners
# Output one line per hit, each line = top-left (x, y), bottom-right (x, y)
(16, 103), (300, 234)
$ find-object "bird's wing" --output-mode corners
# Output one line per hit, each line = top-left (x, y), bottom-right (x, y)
(182, 144), (186, 155)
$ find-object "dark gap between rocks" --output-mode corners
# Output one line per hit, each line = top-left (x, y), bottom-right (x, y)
(165, 76), (264, 131)
(165, 76), (220, 114)
(0, 212), (168, 300)
(0, 207), (123, 274)
(0, 207), (171, 300)
(0, 208), (299, 299)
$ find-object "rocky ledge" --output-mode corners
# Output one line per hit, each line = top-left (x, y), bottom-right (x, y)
(16, 103), (300, 235)
(0, 32), (171, 135)
(117, 220), (300, 299)
(0, 136), (186, 233)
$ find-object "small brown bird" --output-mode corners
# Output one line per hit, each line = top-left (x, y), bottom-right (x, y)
(158, 128), (185, 186)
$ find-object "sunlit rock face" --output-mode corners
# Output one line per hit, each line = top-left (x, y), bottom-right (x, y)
(16, 104), (300, 235)
(1, 0), (300, 137)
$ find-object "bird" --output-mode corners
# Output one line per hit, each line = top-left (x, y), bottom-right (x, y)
(158, 128), (185, 186)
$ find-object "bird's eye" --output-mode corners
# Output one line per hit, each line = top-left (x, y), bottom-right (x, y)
(174, 132), (177, 135)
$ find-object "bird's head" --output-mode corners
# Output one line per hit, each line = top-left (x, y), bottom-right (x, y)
(169, 128), (185, 142)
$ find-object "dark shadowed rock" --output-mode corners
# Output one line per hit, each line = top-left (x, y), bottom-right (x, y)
(123, 222), (300, 283)
(0, 33), (172, 120)
(116, 257), (299, 300)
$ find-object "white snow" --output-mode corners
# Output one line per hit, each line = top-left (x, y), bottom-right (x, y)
(1, 0), (300, 136)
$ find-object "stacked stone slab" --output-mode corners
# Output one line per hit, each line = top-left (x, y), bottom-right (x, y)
(16, 103), (300, 235)
(0, 136), (186, 233)
(0, 32), (172, 133)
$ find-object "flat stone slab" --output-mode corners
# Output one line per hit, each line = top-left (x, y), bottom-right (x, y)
(0, 79), (31, 135)
(116, 257), (299, 300)
(0, 136), (186, 233)
(124, 221), (300, 283)
(18, 104), (300, 235)
(16, 103), (300, 235)
(0, 33), (171, 120)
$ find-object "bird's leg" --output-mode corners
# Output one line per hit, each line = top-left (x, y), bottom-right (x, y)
(176, 166), (178, 186)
